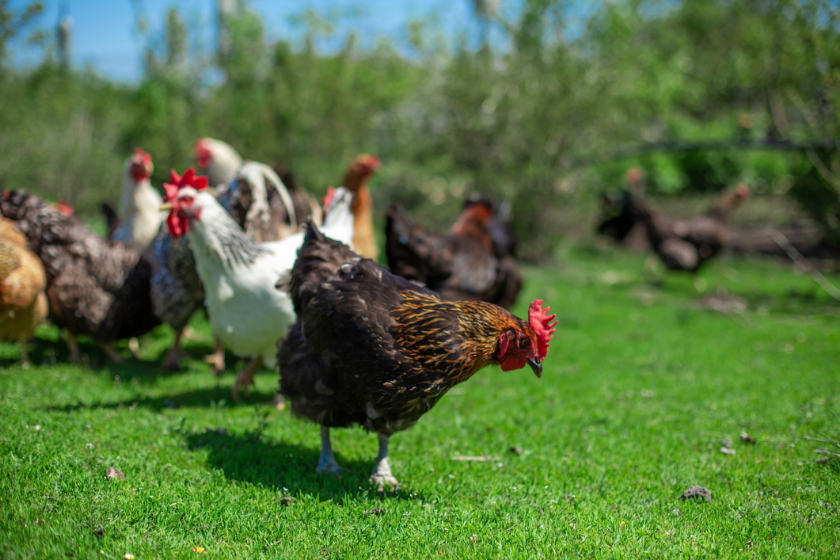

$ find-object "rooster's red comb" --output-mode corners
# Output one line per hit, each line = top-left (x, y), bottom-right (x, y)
(164, 167), (208, 201)
(133, 147), (152, 163)
(529, 299), (557, 361)
(356, 154), (380, 169)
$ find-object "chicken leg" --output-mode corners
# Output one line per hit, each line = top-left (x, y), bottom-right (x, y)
(98, 340), (124, 364)
(316, 426), (343, 476)
(19, 341), (30, 369)
(370, 433), (400, 491)
(163, 328), (186, 371)
(231, 355), (262, 402)
(205, 337), (226, 375)
(66, 330), (81, 364)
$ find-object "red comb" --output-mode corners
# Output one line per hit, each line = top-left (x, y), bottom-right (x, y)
(195, 139), (212, 167)
(357, 154), (381, 170)
(133, 147), (151, 163)
(323, 186), (336, 211)
(163, 167), (208, 201)
(529, 300), (557, 361)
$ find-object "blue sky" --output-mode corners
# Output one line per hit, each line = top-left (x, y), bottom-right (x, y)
(10, 0), (484, 81)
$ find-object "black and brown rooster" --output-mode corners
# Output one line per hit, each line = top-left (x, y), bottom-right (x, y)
(277, 222), (556, 490)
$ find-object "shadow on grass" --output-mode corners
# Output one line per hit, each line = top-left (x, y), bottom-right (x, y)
(46, 385), (275, 412)
(184, 429), (421, 502)
(7, 327), (235, 383)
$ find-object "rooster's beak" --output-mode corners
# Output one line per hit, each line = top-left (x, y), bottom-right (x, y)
(160, 202), (173, 211)
(527, 357), (542, 378)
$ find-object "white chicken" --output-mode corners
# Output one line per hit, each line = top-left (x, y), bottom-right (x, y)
(112, 148), (163, 251)
(195, 137), (244, 187)
(161, 168), (355, 400)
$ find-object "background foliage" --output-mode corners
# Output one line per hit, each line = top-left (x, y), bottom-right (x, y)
(1, 0), (838, 256)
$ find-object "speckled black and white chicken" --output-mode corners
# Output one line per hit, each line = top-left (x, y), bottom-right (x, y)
(1, 190), (159, 363)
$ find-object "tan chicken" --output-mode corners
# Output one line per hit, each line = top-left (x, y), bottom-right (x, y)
(343, 154), (381, 261)
(0, 218), (48, 367)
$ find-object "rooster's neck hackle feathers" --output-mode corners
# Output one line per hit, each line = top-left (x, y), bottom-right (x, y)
(391, 290), (527, 383)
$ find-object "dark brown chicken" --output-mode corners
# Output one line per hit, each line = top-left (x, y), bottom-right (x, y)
(277, 222), (555, 490)
(385, 197), (522, 309)
(605, 185), (751, 272)
(1, 190), (159, 362)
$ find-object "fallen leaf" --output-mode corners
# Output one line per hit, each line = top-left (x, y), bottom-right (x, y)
(124, 554), (135, 560)
(720, 447), (736, 455)
(106, 467), (125, 480)
(680, 485), (711, 502)
(363, 508), (386, 515)
(672, 508), (681, 516)
(740, 432), (756, 444)
(508, 446), (523, 456)
(192, 546), (205, 553)
(279, 497), (295, 506)
(451, 456), (501, 462)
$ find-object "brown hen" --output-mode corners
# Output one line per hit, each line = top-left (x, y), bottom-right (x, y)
(0, 217), (48, 367)
(385, 196), (522, 309)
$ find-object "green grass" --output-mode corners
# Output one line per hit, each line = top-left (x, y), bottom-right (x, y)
(1, 250), (839, 558)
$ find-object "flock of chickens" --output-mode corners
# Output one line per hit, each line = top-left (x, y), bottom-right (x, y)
(0, 139), (555, 490)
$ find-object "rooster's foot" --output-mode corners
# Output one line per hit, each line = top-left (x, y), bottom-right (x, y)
(163, 350), (185, 372)
(369, 472), (400, 492)
(99, 342), (124, 364)
(370, 435), (400, 491)
(205, 339), (226, 375)
(20, 343), (30, 369)
(316, 426), (342, 476)
(316, 460), (343, 477)
(231, 356), (262, 402)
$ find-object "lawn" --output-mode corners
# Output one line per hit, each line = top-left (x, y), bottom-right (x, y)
(1, 250), (838, 559)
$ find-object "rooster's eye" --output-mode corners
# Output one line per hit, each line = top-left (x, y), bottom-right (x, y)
(519, 338), (530, 349)
(181, 195), (194, 204)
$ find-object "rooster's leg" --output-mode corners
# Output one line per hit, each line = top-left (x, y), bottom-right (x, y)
(98, 341), (124, 364)
(231, 356), (262, 402)
(20, 341), (30, 369)
(316, 426), (343, 476)
(163, 329), (185, 371)
(205, 338), (226, 375)
(66, 331), (81, 364)
(370, 433), (400, 491)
